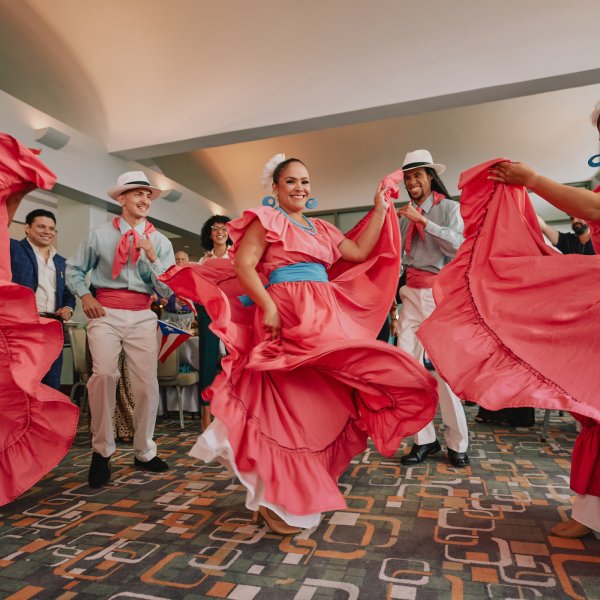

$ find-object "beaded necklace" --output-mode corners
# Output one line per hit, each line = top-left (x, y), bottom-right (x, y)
(275, 207), (317, 235)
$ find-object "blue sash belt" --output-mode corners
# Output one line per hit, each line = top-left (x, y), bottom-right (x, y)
(239, 262), (328, 306)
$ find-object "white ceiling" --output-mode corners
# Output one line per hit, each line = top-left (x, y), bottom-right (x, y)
(1, 0), (599, 223)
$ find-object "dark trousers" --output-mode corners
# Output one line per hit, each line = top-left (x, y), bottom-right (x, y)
(39, 313), (64, 390)
(196, 305), (221, 406)
(377, 315), (391, 343)
(42, 353), (63, 390)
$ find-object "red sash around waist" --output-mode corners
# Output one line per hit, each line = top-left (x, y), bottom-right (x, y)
(96, 288), (152, 311)
(406, 268), (437, 289)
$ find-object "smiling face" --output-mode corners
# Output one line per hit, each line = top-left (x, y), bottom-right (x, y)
(210, 223), (229, 248)
(403, 167), (433, 204)
(25, 216), (56, 248)
(118, 188), (153, 222)
(272, 161), (310, 214)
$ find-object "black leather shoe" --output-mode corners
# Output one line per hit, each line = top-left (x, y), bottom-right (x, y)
(448, 449), (470, 467)
(88, 452), (112, 488)
(134, 456), (169, 472)
(400, 440), (442, 465)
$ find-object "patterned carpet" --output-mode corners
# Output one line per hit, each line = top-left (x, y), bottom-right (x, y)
(1, 407), (599, 600)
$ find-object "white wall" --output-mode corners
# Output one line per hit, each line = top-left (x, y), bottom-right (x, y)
(200, 84), (600, 222)
(0, 90), (225, 236)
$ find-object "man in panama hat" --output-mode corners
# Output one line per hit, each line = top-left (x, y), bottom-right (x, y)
(67, 171), (175, 488)
(393, 150), (470, 468)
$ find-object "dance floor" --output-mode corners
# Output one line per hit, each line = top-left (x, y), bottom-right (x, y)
(1, 408), (598, 600)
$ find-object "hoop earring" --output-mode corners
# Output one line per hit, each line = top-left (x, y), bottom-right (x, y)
(262, 195), (277, 207)
(305, 197), (318, 210)
(588, 154), (600, 168)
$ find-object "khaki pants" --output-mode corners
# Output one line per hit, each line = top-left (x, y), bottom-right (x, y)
(87, 307), (159, 461)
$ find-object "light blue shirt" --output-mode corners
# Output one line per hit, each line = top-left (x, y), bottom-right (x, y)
(66, 218), (175, 298)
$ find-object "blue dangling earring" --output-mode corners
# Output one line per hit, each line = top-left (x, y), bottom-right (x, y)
(305, 197), (318, 210)
(588, 154), (600, 168)
(262, 195), (276, 207)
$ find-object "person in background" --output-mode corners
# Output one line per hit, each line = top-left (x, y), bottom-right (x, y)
(161, 250), (194, 327)
(67, 171), (175, 488)
(10, 209), (76, 389)
(537, 213), (595, 255)
(175, 250), (190, 264)
(196, 215), (232, 430)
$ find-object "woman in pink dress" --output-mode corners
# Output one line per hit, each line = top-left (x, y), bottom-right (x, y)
(161, 155), (438, 534)
(418, 101), (600, 539)
(0, 133), (79, 506)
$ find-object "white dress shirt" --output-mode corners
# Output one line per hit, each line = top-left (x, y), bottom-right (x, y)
(28, 239), (57, 313)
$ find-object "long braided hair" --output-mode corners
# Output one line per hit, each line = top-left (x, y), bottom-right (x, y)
(426, 167), (452, 199)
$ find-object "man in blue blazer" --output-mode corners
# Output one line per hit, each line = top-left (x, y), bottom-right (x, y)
(10, 209), (76, 389)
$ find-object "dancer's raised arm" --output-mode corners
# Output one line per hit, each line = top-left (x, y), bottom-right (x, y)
(488, 161), (600, 221)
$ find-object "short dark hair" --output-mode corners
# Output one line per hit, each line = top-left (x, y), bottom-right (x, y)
(26, 209), (56, 226)
(200, 215), (232, 251)
(272, 158), (306, 184)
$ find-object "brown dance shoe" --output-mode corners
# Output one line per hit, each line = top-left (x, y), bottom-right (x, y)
(254, 506), (302, 535)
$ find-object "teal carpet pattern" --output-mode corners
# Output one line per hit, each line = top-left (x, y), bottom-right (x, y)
(1, 408), (599, 600)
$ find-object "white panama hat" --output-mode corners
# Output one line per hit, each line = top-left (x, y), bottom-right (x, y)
(401, 149), (446, 175)
(107, 171), (162, 201)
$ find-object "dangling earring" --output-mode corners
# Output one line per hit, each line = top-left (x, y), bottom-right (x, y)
(262, 195), (276, 207)
(305, 197), (318, 210)
(588, 154), (600, 167)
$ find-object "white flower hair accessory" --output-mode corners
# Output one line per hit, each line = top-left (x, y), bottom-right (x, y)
(260, 153), (286, 188)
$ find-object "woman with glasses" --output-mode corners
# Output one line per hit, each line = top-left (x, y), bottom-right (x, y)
(200, 217), (232, 263)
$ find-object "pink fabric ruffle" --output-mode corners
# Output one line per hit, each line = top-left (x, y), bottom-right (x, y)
(418, 158), (600, 424)
(161, 188), (437, 517)
(0, 133), (78, 506)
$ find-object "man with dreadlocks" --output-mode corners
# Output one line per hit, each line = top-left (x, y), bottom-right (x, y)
(393, 150), (470, 468)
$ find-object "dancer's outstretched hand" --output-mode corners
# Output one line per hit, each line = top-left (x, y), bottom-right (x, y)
(373, 181), (389, 213)
(488, 161), (536, 188)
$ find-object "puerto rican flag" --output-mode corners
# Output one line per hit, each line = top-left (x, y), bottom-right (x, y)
(157, 320), (192, 363)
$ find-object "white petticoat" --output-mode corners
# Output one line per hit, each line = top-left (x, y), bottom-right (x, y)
(189, 417), (322, 529)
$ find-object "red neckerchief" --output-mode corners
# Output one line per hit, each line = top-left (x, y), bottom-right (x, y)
(112, 216), (155, 279)
(404, 191), (446, 255)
